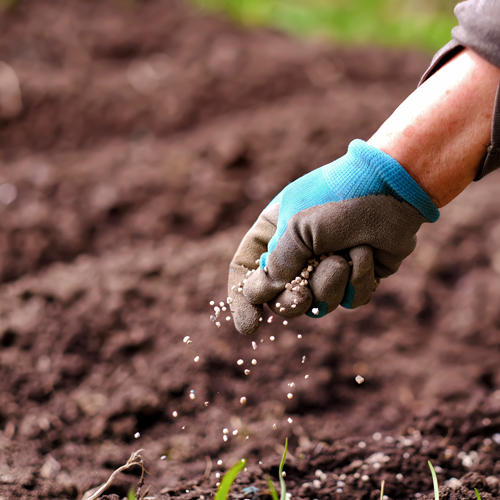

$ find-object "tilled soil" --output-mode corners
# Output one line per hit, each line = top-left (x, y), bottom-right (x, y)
(1, 1), (500, 500)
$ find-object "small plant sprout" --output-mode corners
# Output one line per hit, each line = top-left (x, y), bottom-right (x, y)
(380, 480), (385, 500)
(475, 489), (483, 500)
(428, 461), (439, 500)
(355, 375), (365, 384)
(267, 438), (288, 500)
(214, 458), (247, 500)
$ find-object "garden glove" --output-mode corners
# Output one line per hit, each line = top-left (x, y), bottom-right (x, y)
(228, 139), (440, 336)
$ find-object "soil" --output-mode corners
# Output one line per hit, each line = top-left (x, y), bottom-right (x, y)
(1, 1), (500, 500)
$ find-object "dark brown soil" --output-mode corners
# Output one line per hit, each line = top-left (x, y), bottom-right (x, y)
(1, 1), (500, 500)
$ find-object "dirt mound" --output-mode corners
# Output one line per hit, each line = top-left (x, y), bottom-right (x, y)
(1, 1), (500, 500)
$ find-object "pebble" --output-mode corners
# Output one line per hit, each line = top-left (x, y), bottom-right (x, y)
(276, 303), (281, 308)
(223, 428), (229, 434)
(204, 402), (209, 406)
(215, 322), (221, 327)
(223, 435), (228, 442)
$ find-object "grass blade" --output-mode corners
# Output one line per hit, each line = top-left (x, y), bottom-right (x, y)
(380, 479), (385, 500)
(279, 438), (288, 500)
(428, 461), (439, 500)
(475, 488), (482, 500)
(267, 477), (279, 500)
(214, 458), (247, 500)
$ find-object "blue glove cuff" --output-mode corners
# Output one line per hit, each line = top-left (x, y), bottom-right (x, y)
(323, 139), (440, 223)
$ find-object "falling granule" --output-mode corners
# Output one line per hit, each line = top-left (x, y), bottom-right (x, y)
(222, 307), (227, 312)
(311, 308), (319, 315)
(297, 334), (302, 339)
(182, 426), (186, 429)
(134, 432), (140, 439)
(282, 472), (286, 478)
(291, 304), (297, 309)
(223, 435), (228, 442)
(217, 460), (223, 465)
(237, 359), (244, 365)
(232, 430), (238, 435)
(210, 301), (215, 306)
(240, 396), (247, 404)
(215, 322), (221, 328)
(189, 390), (195, 400)
(283, 320), (288, 326)
(226, 316), (231, 321)
(302, 356), (306, 363)
(194, 356), (200, 362)
(161, 455), (166, 460)
(216, 482), (221, 487)
(219, 302), (225, 307)
(270, 336), (275, 341)
(305, 374), (309, 379)
(276, 302), (281, 308)
(252, 341), (257, 350)
(355, 375), (365, 384)
(204, 401), (209, 407)
(183, 336), (191, 343)
(244, 369), (251, 375)
(288, 417), (293, 423)
(288, 382), (295, 388)
(260, 338), (264, 343)
(273, 423), (277, 430)
(280, 307), (285, 312)
(251, 359), (257, 365)
(215, 472), (221, 479)
(259, 317), (263, 322)
(172, 411), (178, 417)
(267, 316), (274, 324)
(287, 393), (293, 399)
(223, 428), (229, 434)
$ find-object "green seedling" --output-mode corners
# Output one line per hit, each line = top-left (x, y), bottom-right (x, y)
(127, 488), (137, 500)
(267, 438), (288, 500)
(214, 458), (247, 500)
(380, 479), (385, 500)
(428, 461), (440, 500)
(475, 488), (483, 500)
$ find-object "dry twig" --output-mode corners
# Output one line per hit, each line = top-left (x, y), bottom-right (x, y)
(83, 449), (148, 500)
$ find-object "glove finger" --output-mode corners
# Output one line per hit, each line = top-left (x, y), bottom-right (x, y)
(267, 285), (313, 318)
(340, 244), (376, 309)
(306, 255), (351, 318)
(228, 203), (279, 335)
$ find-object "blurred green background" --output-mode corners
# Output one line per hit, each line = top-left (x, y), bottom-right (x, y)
(192, 0), (458, 52)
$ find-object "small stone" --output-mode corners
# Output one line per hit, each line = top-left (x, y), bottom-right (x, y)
(285, 283), (292, 290)
(222, 307), (227, 311)
(227, 297), (233, 304)
(205, 401), (209, 406)
(215, 322), (221, 327)
(280, 307), (285, 312)
(302, 356), (306, 363)
(305, 374), (309, 379)
(232, 430), (238, 435)
(223, 428), (229, 434)
(355, 375), (365, 384)
(252, 341), (257, 350)
(276, 303), (281, 308)
(217, 460), (223, 465)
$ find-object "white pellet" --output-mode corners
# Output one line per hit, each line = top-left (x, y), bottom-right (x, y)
(251, 359), (257, 365)
(210, 301), (215, 306)
(217, 460), (223, 465)
(311, 308), (319, 315)
(222, 307), (227, 311)
(287, 393), (293, 399)
(267, 316), (274, 323)
(237, 359), (244, 365)
(297, 334), (302, 339)
(205, 402), (209, 406)
(161, 455), (166, 460)
(215, 472), (221, 478)
(134, 432), (140, 438)
(223, 428), (229, 434)
(194, 356), (200, 362)
(291, 304), (297, 308)
(240, 397), (247, 404)
(259, 317), (263, 322)
(280, 307), (285, 312)
(302, 356), (306, 363)
(227, 297), (233, 304)
(220, 302), (225, 307)
(288, 382), (295, 387)
(189, 393), (195, 400)
(283, 320), (288, 326)
(215, 322), (221, 327)
(361, 475), (369, 482)
(172, 411), (178, 417)
(358, 441), (366, 449)
(288, 417), (293, 423)
(305, 374), (309, 379)
(276, 303), (281, 308)
(355, 375), (365, 384)
(226, 316), (231, 321)
(252, 341), (257, 350)
(244, 369), (251, 375)
(285, 283), (292, 290)
(232, 430), (238, 435)
(183, 336), (191, 343)
(273, 423), (277, 430)
(270, 336), (275, 341)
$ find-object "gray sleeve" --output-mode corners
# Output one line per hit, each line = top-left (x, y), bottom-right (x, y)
(419, 0), (500, 181)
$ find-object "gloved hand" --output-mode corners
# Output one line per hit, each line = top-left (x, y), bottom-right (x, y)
(228, 139), (439, 335)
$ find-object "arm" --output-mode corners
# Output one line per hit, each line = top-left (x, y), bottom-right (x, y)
(369, 48), (500, 208)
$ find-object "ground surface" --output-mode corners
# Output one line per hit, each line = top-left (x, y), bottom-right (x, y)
(1, 1), (500, 499)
